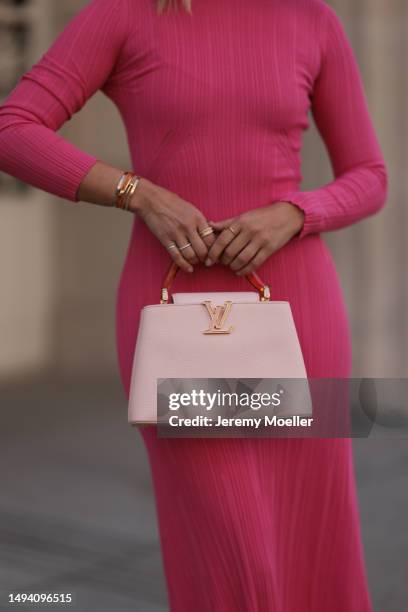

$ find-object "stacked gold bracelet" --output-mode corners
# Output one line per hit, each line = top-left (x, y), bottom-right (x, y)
(115, 171), (141, 210)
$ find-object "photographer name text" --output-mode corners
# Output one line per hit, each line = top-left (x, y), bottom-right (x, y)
(167, 415), (313, 428)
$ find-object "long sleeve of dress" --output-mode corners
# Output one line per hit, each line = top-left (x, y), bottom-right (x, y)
(0, 0), (129, 202)
(280, 4), (388, 239)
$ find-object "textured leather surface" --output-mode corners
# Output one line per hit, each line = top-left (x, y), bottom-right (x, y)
(128, 297), (311, 423)
(172, 291), (260, 304)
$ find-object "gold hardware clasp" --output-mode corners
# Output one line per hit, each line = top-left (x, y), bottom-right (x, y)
(202, 300), (233, 334)
(261, 285), (270, 301)
(160, 288), (169, 304)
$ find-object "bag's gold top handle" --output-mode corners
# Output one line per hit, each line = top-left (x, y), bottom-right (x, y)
(160, 260), (270, 304)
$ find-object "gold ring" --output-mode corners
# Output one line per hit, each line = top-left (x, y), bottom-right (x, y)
(179, 242), (192, 251)
(228, 226), (238, 235)
(199, 226), (214, 238)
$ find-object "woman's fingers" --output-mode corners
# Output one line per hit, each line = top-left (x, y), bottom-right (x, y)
(209, 218), (235, 232)
(164, 221), (217, 273)
(229, 242), (262, 272)
(188, 222), (215, 262)
(134, 184), (217, 270)
(174, 229), (200, 265)
(165, 241), (194, 273)
(201, 231), (217, 250)
(205, 224), (242, 265)
(220, 232), (251, 266)
(235, 247), (270, 276)
(165, 229), (196, 273)
(197, 222), (217, 250)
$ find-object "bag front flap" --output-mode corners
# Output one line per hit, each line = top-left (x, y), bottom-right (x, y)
(172, 291), (260, 304)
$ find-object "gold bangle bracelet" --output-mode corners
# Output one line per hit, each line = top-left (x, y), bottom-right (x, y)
(118, 175), (141, 211)
(124, 176), (140, 210)
(120, 177), (137, 210)
(115, 171), (134, 208)
(115, 172), (128, 198)
(115, 173), (142, 210)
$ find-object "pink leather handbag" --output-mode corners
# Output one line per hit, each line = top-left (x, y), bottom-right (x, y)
(128, 261), (311, 426)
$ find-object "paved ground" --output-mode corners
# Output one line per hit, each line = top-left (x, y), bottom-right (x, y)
(0, 374), (407, 611)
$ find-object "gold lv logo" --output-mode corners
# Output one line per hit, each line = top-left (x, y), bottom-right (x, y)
(202, 300), (234, 334)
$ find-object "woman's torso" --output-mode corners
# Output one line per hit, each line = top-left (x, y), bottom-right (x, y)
(111, 0), (352, 388)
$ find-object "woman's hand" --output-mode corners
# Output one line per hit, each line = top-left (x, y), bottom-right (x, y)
(130, 178), (216, 273)
(205, 202), (305, 275)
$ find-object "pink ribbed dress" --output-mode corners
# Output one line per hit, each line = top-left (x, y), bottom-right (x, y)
(0, 1), (387, 610)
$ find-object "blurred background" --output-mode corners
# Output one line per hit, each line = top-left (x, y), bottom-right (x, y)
(0, 1), (407, 611)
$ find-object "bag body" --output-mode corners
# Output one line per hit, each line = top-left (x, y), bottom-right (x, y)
(128, 263), (311, 425)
